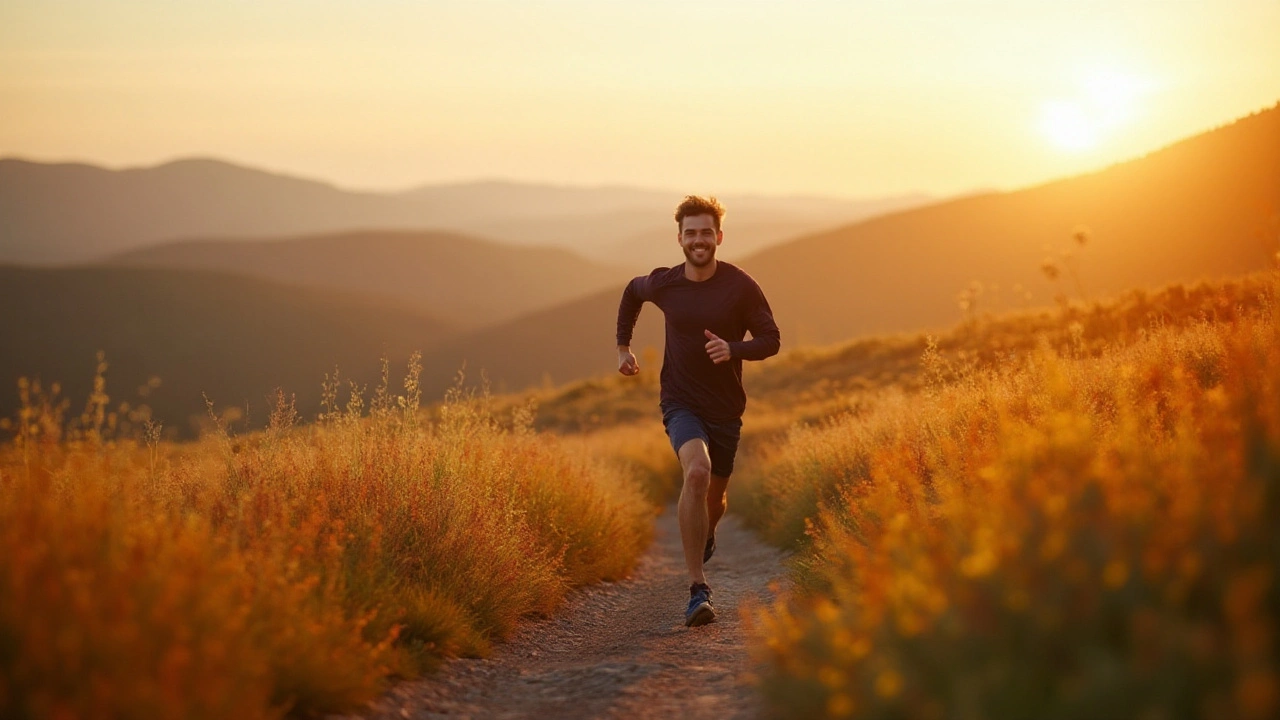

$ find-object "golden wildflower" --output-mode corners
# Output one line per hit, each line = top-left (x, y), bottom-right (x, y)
(875, 669), (904, 698)
(815, 599), (840, 624)
(960, 547), (997, 578)
(827, 693), (855, 717)
(1103, 560), (1129, 589)
(818, 666), (846, 689)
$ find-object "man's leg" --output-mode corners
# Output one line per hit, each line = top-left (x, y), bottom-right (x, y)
(677, 438), (713, 585)
(707, 473), (729, 538)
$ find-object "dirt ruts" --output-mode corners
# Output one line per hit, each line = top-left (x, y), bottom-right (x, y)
(335, 506), (789, 719)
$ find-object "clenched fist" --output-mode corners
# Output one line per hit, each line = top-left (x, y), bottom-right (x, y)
(618, 346), (640, 376)
(704, 330), (732, 364)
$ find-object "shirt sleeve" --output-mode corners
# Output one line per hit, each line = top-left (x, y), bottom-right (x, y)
(729, 278), (781, 361)
(616, 274), (653, 346)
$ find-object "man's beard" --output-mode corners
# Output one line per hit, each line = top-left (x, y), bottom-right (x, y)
(683, 242), (716, 268)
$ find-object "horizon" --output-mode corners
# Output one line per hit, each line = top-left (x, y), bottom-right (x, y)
(3, 1), (1278, 197)
(3, 96), (1274, 201)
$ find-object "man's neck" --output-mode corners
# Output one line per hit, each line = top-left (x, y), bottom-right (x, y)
(684, 259), (719, 282)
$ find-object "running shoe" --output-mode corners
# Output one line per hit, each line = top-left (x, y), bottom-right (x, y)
(703, 534), (717, 563)
(685, 582), (716, 627)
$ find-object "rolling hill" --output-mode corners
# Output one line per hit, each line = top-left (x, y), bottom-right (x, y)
(413, 102), (1280, 396)
(108, 229), (628, 328)
(0, 158), (927, 265)
(0, 265), (453, 435)
(743, 101), (1280, 346)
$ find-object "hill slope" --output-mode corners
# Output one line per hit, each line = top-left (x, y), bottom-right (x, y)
(746, 102), (1280, 345)
(0, 265), (453, 434)
(109, 230), (627, 328)
(416, 103), (1280, 395)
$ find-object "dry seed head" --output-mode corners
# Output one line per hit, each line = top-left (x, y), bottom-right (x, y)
(1042, 258), (1061, 281)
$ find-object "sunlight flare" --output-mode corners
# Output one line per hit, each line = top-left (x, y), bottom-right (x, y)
(1040, 67), (1155, 152)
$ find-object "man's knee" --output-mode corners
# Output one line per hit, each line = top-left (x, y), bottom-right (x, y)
(683, 460), (712, 494)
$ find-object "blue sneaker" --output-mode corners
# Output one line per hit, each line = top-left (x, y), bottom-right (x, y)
(685, 583), (716, 627)
(703, 534), (717, 563)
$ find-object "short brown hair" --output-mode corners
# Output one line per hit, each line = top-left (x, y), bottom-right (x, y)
(674, 195), (726, 232)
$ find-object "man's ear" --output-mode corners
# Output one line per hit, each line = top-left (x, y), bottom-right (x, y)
(716, 229), (724, 245)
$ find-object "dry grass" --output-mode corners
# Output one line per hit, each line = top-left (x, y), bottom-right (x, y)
(742, 275), (1280, 719)
(0, 358), (652, 719)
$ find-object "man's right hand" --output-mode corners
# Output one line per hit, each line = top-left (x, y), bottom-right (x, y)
(618, 346), (640, 376)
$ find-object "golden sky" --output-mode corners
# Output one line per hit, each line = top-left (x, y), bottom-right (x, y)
(1, 0), (1277, 197)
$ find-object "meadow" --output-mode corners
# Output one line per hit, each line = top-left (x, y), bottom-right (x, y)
(0, 357), (653, 719)
(735, 272), (1280, 719)
(4, 267), (1278, 720)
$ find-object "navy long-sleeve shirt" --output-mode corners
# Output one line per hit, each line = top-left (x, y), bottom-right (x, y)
(616, 261), (780, 421)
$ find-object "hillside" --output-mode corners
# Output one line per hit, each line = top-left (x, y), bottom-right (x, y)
(0, 159), (923, 265)
(109, 229), (627, 328)
(415, 103), (1280, 396)
(0, 265), (453, 434)
(505, 272), (1277, 435)
(745, 102), (1280, 345)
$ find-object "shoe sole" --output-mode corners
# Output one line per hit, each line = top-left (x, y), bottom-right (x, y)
(685, 601), (716, 627)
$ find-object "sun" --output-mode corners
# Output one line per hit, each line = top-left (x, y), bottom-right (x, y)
(1040, 68), (1152, 152)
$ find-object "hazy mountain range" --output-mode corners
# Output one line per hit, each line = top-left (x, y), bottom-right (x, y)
(108, 230), (627, 328)
(1, 102), (1276, 432)
(0, 158), (930, 266)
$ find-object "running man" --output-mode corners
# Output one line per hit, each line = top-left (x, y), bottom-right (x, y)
(615, 195), (781, 627)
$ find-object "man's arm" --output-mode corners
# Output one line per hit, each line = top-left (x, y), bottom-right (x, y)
(616, 276), (651, 375)
(729, 281), (781, 361)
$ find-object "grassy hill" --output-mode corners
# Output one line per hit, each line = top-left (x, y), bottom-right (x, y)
(109, 229), (628, 329)
(417, 103), (1280, 397)
(498, 272), (1277, 436)
(741, 270), (1280, 719)
(0, 264), (454, 435)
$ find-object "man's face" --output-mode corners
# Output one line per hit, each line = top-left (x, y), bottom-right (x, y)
(679, 214), (722, 268)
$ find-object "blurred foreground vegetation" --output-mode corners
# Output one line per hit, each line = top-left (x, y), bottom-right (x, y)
(731, 273), (1280, 719)
(0, 359), (653, 719)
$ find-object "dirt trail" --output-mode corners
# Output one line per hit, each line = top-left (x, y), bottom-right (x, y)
(337, 506), (788, 720)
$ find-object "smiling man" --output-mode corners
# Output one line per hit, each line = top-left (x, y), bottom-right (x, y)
(615, 195), (781, 627)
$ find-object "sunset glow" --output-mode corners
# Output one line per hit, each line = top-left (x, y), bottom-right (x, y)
(1041, 68), (1156, 152)
(0, 1), (1277, 195)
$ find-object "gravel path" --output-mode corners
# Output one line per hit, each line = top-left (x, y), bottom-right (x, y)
(336, 506), (788, 720)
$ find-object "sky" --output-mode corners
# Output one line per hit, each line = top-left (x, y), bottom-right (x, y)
(1, 0), (1277, 197)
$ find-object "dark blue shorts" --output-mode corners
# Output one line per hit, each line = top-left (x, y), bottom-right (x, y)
(662, 405), (743, 478)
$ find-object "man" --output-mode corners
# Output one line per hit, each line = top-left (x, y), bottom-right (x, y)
(615, 195), (781, 627)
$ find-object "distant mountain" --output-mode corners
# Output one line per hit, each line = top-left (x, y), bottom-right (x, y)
(0, 159), (929, 265)
(108, 229), (628, 328)
(0, 158), (431, 263)
(0, 265), (453, 434)
(414, 102), (1280, 395)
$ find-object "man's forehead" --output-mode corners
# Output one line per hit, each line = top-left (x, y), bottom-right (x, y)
(681, 214), (719, 232)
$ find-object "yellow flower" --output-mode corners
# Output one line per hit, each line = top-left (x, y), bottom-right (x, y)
(960, 548), (997, 578)
(827, 693), (855, 717)
(875, 669), (904, 698)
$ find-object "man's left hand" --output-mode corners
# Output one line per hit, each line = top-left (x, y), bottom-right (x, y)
(704, 330), (731, 364)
